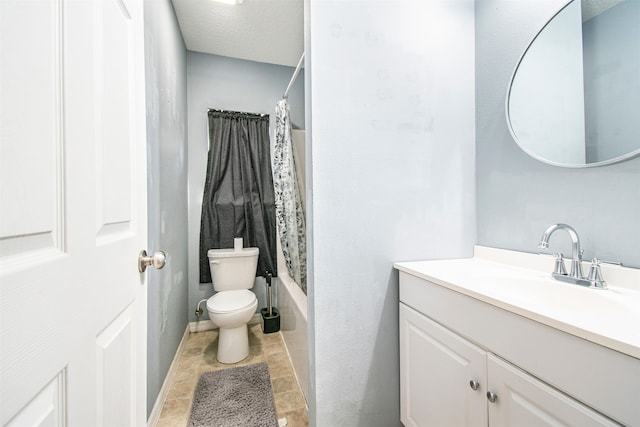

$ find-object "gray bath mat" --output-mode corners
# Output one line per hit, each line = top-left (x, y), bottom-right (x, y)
(188, 362), (279, 427)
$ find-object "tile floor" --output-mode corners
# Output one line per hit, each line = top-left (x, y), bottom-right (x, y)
(155, 324), (308, 427)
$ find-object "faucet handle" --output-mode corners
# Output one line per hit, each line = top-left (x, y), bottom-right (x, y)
(553, 253), (567, 275)
(587, 258), (607, 289)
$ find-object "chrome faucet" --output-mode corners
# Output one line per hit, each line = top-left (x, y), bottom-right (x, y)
(538, 223), (583, 279)
(538, 224), (607, 289)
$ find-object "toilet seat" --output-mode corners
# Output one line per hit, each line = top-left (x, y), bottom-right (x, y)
(207, 290), (256, 314)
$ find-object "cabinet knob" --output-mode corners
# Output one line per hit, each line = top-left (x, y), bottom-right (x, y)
(486, 391), (498, 403)
(469, 380), (480, 391)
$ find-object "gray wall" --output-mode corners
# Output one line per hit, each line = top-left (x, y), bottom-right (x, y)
(144, 0), (189, 416)
(187, 52), (305, 321)
(306, 1), (476, 425)
(476, 0), (640, 268)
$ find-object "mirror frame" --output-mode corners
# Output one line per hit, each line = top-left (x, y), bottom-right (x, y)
(505, 0), (640, 168)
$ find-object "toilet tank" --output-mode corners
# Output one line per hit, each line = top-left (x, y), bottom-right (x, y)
(207, 247), (259, 291)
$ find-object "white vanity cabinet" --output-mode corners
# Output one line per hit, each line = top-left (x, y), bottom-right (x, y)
(486, 353), (619, 427)
(398, 270), (637, 427)
(400, 304), (620, 427)
(400, 303), (486, 427)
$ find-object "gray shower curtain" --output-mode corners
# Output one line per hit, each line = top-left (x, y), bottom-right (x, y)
(199, 110), (277, 284)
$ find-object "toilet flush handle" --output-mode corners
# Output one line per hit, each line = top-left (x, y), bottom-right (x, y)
(138, 250), (166, 273)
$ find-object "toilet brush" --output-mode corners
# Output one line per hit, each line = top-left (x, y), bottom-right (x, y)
(261, 271), (280, 333)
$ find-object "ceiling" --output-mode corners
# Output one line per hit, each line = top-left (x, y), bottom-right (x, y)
(169, 0), (620, 67)
(582, 0), (625, 21)
(171, 0), (304, 67)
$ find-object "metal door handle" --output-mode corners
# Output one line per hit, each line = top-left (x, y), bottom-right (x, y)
(469, 380), (480, 391)
(486, 391), (498, 403)
(138, 250), (166, 273)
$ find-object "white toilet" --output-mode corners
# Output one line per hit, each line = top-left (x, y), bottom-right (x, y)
(206, 246), (259, 364)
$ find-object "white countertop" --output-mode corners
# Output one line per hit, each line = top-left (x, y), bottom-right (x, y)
(394, 246), (640, 359)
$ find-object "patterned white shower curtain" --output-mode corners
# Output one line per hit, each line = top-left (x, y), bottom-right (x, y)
(272, 98), (307, 293)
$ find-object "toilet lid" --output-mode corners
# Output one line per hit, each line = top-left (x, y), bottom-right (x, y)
(207, 290), (256, 314)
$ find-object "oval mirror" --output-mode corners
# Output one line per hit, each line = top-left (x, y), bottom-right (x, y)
(506, 0), (640, 167)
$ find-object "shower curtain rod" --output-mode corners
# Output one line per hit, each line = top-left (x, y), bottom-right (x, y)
(283, 52), (305, 99)
(207, 108), (268, 117)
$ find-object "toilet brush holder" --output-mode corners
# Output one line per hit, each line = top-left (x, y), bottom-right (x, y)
(261, 307), (280, 334)
(261, 271), (280, 334)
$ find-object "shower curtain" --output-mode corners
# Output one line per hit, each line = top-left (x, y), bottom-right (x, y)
(273, 99), (307, 293)
(199, 109), (277, 283)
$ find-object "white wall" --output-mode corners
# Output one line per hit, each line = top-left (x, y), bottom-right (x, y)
(186, 52), (305, 320)
(143, 0), (189, 417)
(306, 1), (476, 425)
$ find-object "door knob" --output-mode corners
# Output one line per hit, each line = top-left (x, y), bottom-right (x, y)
(486, 391), (498, 403)
(469, 380), (480, 391)
(138, 250), (166, 273)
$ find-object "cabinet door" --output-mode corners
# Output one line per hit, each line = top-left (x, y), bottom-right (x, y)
(487, 354), (621, 427)
(400, 304), (487, 427)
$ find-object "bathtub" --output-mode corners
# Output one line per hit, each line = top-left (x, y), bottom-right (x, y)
(276, 245), (308, 404)
(275, 129), (308, 403)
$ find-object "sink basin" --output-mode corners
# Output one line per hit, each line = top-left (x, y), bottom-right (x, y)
(488, 275), (636, 317)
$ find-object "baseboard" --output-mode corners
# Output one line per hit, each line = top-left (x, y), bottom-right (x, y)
(147, 324), (190, 427)
(189, 313), (262, 333)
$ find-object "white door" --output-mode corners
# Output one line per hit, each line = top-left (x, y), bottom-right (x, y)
(0, 0), (148, 425)
(399, 304), (487, 427)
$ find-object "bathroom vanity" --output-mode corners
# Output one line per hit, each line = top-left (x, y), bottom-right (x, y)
(395, 247), (640, 427)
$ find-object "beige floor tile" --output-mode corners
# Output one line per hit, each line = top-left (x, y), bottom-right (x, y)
(155, 415), (188, 427)
(155, 328), (307, 426)
(271, 375), (299, 394)
(184, 330), (217, 348)
(261, 332), (283, 345)
(198, 351), (222, 367)
(165, 378), (198, 401)
(248, 324), (265, 339)
(248, 342), (264, 357)
(266, 357), (294, 379)
(274, 390), (306, 413)
(196, 364), (224, 377)
(171, 365), (199, 384)
(176, 354), (202, 371)
(279, 408), (309, 427)
(158, 398), (192, 420)
(182, 346), (205, 358)
(234, 353), (267, 367)
(264, 341), (286, 355)
(265, 350), (288, 363)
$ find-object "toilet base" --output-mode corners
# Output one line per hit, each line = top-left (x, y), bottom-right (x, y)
(217, 324), (249, 364)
